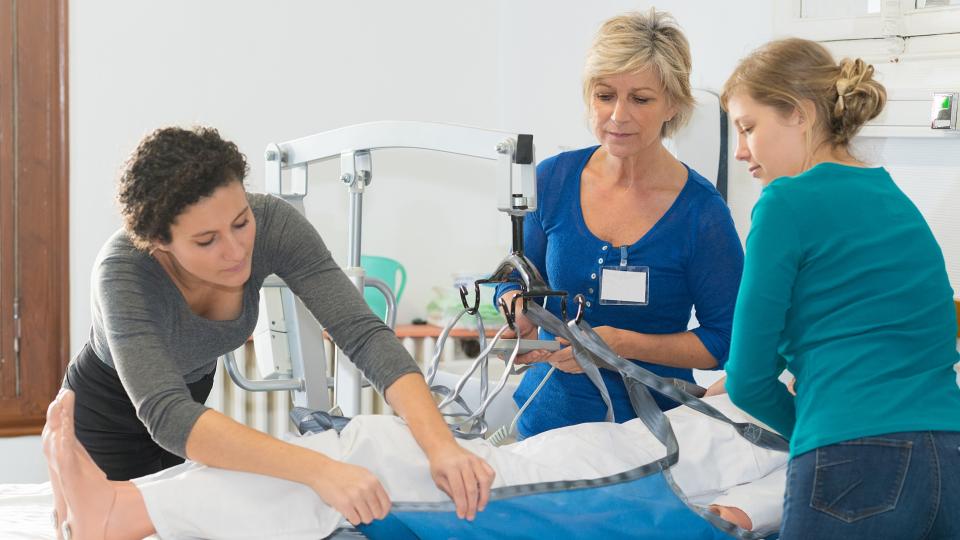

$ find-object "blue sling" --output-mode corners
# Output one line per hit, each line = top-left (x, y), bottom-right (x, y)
(304, 302), (788, 540)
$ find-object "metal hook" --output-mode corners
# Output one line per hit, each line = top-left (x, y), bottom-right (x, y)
(510, 291), (528, 316)
(459, 282), (481, 315)
(572, 293), (586, 325)
(497, 296), (516, 331)
(458, 285), (471, 312)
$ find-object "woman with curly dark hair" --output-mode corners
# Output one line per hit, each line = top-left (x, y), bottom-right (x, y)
(57, 126), (494, 530)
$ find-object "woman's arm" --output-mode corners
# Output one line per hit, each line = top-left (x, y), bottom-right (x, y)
(171, 197), (492, 523)
(187, 374), (495, 524)
(261, 196), (494, 519)
(534, 327), (716, 373)
(384, 373), (496, 521)
(725, 190), (800, 439)
(184, 374), (496, 525)
(682, 194), (745, 370)
(185, 409), (390, 526)
(607, 329), (717, 368)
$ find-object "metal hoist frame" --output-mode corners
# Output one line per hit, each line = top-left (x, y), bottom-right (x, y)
(222, 121), (538, 416)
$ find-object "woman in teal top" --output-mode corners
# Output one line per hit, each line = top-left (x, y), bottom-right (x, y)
(722, 39), (960, 539)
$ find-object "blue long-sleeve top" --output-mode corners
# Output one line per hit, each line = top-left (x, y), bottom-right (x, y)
(495, 146), (744, 437)
(725, 163), (960, 457)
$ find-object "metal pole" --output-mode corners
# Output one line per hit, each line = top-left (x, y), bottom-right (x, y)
(334, 152), (370, 417)
(347, 189), (363, 268)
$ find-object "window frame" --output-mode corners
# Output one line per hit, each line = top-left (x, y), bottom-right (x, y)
(775, 0), (960, 44)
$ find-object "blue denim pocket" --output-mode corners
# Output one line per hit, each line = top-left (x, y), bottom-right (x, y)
(810, 437), (912, 523)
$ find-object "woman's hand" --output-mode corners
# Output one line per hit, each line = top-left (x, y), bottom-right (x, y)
(311, 461), (392, 526)
(426, 442), (496, 521)
(533, 326), (623, 374)
(383, 374), (495, 522)
(528, 346), (582, 373)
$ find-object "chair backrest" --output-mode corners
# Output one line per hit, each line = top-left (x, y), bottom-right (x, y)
(665, 88), (727, 200)
(361, 255), (407, 322)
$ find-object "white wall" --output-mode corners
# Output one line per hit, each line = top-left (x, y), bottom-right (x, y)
(1, 1), (775, 483)
(0, 436), (47, 484)
(68, 0), (505, 353)
(67, 0), (775, 355)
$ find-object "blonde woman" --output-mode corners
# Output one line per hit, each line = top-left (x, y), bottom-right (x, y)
(722, 38), (960, 538)
(495, 10), (743, 438)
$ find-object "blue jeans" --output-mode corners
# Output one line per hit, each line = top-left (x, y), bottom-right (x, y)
(780, 431), (960, 539)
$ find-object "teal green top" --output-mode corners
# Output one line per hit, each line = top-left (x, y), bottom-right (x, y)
(726, 163), (960, 457)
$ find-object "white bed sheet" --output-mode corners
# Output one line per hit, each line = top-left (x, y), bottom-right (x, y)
(0, 482), (57, 539)
(0, 482), (161, 540)
(0, 394), (787, 539)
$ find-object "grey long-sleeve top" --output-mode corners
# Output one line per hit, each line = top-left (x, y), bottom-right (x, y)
(86, 193), (421, 456)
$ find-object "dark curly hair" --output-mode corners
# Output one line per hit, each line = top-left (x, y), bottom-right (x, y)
(117, 126), (249, 250)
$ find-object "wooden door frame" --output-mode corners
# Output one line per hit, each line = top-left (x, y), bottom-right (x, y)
(0, 0), (70, 436)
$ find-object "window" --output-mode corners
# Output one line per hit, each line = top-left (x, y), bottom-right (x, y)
(917, 0), (960, 9)
(776, 0), (960, 44)
(801, 0), (881, 19)
(0, 0), (69, 436)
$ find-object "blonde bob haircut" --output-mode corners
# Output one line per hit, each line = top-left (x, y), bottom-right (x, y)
(582, 9), (694, 139)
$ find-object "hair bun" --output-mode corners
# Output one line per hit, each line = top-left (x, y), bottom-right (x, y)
(834, 58), (871, 113)
(831, 57), (886, 144)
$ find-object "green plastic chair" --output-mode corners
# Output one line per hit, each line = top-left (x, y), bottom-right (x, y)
(361, 255), (407, 323)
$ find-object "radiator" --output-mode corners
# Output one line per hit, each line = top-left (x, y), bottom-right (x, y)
(207, 336), (463, 438)
(210, 339), (960, 439)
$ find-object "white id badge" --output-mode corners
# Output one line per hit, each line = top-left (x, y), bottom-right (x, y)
(599, 266), (649, 305)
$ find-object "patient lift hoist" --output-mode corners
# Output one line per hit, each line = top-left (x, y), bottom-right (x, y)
(222, 121), (549, 421)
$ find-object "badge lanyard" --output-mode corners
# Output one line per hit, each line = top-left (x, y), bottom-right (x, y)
(599, 246), (649, 306)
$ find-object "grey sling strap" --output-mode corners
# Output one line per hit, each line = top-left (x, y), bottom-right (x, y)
(525, 302), (789, 453)
(524, 302), (779, 539)
(523, 302), (616, 423)
(525, 302), (676, 463)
